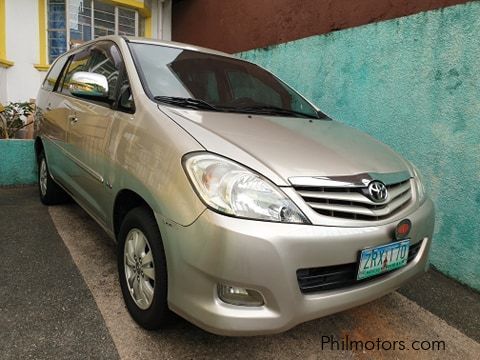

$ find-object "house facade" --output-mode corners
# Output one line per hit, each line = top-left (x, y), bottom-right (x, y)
(0, 0), (171, 103)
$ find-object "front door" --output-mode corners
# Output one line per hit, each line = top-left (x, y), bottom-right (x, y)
(59, 41), (123, 222)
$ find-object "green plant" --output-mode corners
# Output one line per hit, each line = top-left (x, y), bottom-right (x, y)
(0, 102), (35, 139)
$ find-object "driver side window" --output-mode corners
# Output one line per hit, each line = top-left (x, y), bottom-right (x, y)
(61, 48), (91, 96)
(60, 42), (122, 106)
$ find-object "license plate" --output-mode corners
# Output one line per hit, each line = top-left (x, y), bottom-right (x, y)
(357, 239), (410, 280)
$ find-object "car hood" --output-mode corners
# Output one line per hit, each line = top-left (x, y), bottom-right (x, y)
(160, 106), (412, 186)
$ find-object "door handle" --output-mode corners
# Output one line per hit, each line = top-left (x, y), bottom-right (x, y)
(68, 115), (78, 124)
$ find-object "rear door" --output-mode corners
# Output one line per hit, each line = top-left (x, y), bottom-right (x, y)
(37, 54), (71, 182)
(58, 41), (123, 222)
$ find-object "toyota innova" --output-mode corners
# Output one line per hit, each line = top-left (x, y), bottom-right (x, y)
(35, 36), (435, 336)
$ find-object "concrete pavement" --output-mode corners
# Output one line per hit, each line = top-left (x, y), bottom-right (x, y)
(0, 186), (119, 359)
(1, 186), (479, 359)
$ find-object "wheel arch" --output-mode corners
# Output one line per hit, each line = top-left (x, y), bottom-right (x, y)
(34, 136), (44, 162)
(113, 189), (157, 239)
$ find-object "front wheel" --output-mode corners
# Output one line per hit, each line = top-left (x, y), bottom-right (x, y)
(117, 206), (171, 330)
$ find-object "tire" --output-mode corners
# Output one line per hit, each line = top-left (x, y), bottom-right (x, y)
(117, 206), (171, 330)
(38, 151), (69, 205)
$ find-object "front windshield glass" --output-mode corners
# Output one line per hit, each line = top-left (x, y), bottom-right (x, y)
(128, 42), (320, 119)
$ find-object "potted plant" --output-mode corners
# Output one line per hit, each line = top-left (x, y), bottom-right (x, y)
(0, 102), (35, 139)
(0, 101), (37, 186)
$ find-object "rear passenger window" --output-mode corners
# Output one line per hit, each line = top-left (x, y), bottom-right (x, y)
(42, 55), (68, 92)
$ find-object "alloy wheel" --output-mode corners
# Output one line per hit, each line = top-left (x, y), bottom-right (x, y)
(124, 228), (156, 310)
(39, 159), (48, 196)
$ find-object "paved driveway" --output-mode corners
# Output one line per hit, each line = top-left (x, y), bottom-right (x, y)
(1, 187), (479, 359)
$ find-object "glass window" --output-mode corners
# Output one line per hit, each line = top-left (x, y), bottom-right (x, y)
(129, 43), (320, 118)
(61, 48), (90, 95)
(89, 43), (122, 100)
(69, 0), (92, 46)
(47, 0), (141, 63)
(61, 42), (122, 104)
(118, 7), (136, 36)
(47, 0), (68, 64)
(42, 55), (69, 91)
(93, 1), (115, 38)
(226, 71), (282, 108)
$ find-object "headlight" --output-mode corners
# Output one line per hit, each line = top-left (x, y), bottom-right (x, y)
(411, 165), (426, 204)
(183, 153), (309, 224)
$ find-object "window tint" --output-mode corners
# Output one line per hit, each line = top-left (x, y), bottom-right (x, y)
(60, 42), (122, 104)
(61, 47), (90, 96)
(113, 49), (135, 113)
(118, 74), (135, 112)
(227, 71), (282, 107)
(175, 68), (220, 103)
(129, 43), (319, 118)
(42, 55), (68, 91)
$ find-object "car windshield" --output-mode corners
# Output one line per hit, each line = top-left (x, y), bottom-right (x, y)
(128, 42), (322, 119)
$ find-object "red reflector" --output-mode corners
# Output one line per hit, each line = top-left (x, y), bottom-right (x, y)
(395, 219), (411, 239)
(398, 224), (409, 235)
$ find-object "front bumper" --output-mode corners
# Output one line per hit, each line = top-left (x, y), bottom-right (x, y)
(158, 198), (434, 336)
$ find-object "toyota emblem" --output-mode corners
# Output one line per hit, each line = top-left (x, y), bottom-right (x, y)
(368, 180), (388, 202)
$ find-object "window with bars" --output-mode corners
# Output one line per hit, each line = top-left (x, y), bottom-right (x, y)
(48, 0), (68, 63)
(47, 0), (142, 63)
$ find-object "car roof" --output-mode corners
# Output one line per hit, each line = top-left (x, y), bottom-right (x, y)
(66, 35), (235, 59)
(124, 36), (235, 58)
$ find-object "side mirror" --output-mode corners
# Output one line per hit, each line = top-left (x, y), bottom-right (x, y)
(69, 72), (109, 99)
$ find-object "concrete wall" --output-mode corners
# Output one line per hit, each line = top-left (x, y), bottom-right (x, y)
(172, 0), (468, 53)
(4, 0), (45, 103)
(0, 140), (36, 186)
(0, 67), (6, 103)
(239, 2), (480, 290)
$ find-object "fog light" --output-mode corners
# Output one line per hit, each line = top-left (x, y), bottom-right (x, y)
(217, 284), (264, 307)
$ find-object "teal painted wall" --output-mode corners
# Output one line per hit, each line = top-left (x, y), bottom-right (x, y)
(240, 3), (480, 290)
(0, 140), (37, 186)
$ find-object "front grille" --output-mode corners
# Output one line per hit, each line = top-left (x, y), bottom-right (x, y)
(294, 179), (412, 221)
(297, 240), (422, 294)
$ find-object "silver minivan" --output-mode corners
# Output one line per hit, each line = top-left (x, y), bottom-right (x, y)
(35, 36), (434, 336)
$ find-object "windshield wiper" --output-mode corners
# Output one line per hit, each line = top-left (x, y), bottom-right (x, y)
(154, 96), (220, 111)
(232, 105), (320, 119)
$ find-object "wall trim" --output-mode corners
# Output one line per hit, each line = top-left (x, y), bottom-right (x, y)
(34, 64), (50, 71)
(0, 0), (14, 67)
(145, 14), (152, 37)
(34, 0), (49, 71)
(0, 58), (14, 68)
(107, 0), (151, 17)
